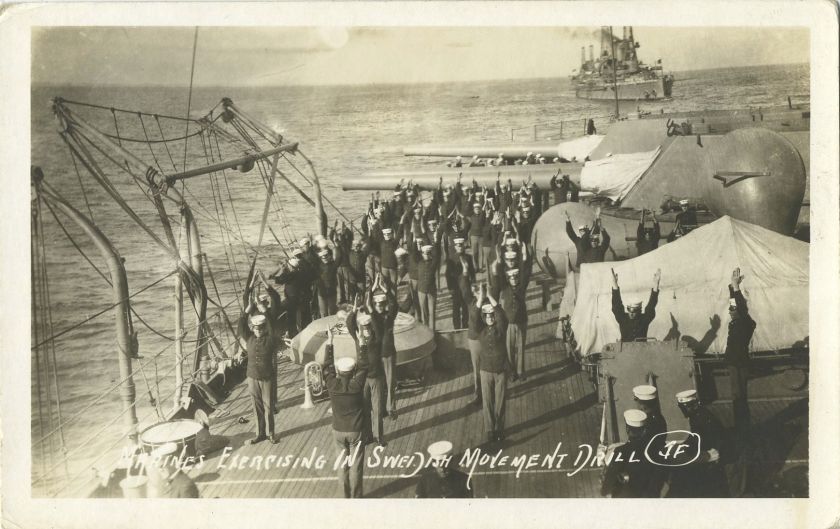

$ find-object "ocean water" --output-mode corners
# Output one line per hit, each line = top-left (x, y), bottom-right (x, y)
(30, 63), (809, 494)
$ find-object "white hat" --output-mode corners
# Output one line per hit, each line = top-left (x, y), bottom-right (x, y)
(473, 202), (482, 208)
(336, 357), (356, 373)
(292, 247), (304, 256)
(472, 155), (478, 160)
(427, 440), (453, 461)
(626, 301), (643, 311)
(504, 238), (517, 247)
(250, 314), (267, 327)
(393, 190), (401, 196)
(456, 156), (462, 160)
(521, 206), (531, 212)
(394, 247), (408, 258)
(527, 152), (533, 156)
(372, 293), (387, 303)
(288, 257), (300, 267)
(299, 238), (310, 246)
(317, 239), (330, 249)
(679, 199), (689, 206)
(504, 251), (517, 260)
(421, 244), (433, 253)
(357, 313), (372, 326)
(624, 409), (648, 428)
(578, 224), (587, 231)
(505, 268), (520, 277)
(453, 237), (465, 244)
(382, 227), (393, 234)
(314, 234), (326, 242)
(728, 298), (738, 308)
(633, 385), (658, 401)
(676, 389), (698, 403)
(257, 293), (269, 302)
(481, 304), (495, 314)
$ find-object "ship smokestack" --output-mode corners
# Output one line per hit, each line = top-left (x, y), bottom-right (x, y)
(581, 46), (585, 65)
(589, 44), (594, 62)
(623, 26), (627, 40)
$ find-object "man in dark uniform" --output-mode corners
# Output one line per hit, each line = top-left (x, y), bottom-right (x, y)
(632, 384), (668, 493)
(315, 244), (339, 318)
(670, 199), (698, 240)
(415, 441), (473, 498)
(725, 267), (756, 445)
(417, 243), (440, 331)
(493, 266), (531, 382)
(378, 227), (400, 289)
(346, 307), (386, 447)
(323, 329), (367, 498)
(600, 409), (661, 498)
(271, 252), (308, 335)
(237, 313), (280, 444)
(564, 210), (611, 268)
(346, 239), (368, 305)
(368, 274), (399, 419)
(445, 236), (475, 329)
(610, 268), (661, 341)
(467, 201), (486, 272)
(474, 283), (510, 443)
(667, 389), (727, 497)
(466, 284), (483, 407)
(636, 209), (661, 256)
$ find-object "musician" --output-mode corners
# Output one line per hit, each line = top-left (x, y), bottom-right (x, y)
(725, 267), (756, 445)
(237, 313), (279, 445)
(414, 441), (472, 498)
(667, 389), (727, 497)
(249, 271), (288, 411)
(346, 306), (386, 447)
(368, 274), (400, 419)
(600, 409), (661, 498)
(610, 268), (661, 341)
(474, 283), (510, 443)
(323, 329), (367, 498)
(636, 209), (661, 256)
(406, 236), (423, 318)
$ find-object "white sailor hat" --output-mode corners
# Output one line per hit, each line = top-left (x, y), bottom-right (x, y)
(257, 293), (269, 302)
(317, 239), (330, 249)
(473, 201), (482, 208)
(527, 151), (533, 156)
(394, 247), (408, 258)
(357, 313), (373, 326)
(421, 244), (434, 253)
(521, 206), (531, 212)
(292, 247), (304, 256)
(504, 251), (517, 260)
(504, 237), (518, 247)
(728, 298), (738, 308)
(624, 409), (648, 428)
(336, 357), (356, 373)
(679, 199), (689, 206)
(633, 385), (658, 401)
(453, 237), (465, 245)
(481, 304), (495, 315)
(578, 224), (588, 231)
(288, 257), (300, 267)
(472, 155), (478, 160)
(676, 389), (698, 403)
(317, 248), (330, 258)
(373, 292), (387, 303)
(505, 268), (520, 277)
(427, 440), (453, 461)
(382, 227), (393, 234)
(393, 189), (401, 196)
(427, 218), (438, 225)
(314, 234), (326, 242)
(249, 314), (267, 327)
(456, 156), (462, 160)
(626, 301), (643, 311)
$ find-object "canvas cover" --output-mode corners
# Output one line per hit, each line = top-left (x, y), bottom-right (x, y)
(580, 147), (661, 202)
(570, 216), (808, 356)
(556, 134), (605, 161)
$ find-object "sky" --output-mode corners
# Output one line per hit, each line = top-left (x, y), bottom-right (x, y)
(31, 26), (810, 87)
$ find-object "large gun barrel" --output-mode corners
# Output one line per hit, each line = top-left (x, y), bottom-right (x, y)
(343, 163), (583, 191)
(402, 142), (560, 159)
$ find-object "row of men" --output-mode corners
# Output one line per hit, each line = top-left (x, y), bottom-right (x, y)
(447, 152), (573, 168)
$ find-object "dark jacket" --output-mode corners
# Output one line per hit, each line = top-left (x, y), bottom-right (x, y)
(666, 407), (728, 497)
(724, 286), (756, 366)
(636, 221), (661, 256)
(238, 314), (278, 381)
(600, 440), (660, 498)
(474, 305), (509, 373)
(417, 248), (440, 294)
(346, 310), (383, 379)
(323, 344), (367, 433)
(611, 288), (659, 341)
(566, 221), (611, 266)
(371, 290), (399, 359)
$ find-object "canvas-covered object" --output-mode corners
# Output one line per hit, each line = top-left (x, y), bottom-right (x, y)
(580, 147), (661, 202)
(570, 216), (808, 356)
(556, 134), (605, 162)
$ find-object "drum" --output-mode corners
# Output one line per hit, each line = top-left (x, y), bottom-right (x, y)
(139, 419), (204, 459)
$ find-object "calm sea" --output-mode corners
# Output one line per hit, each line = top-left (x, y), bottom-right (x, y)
(30, 63), (809, 493)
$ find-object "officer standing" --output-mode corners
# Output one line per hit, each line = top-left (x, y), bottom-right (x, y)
(323, 329), (367, 498)
(237, 313), (279, 445)
(610, 268), (661, 341)
(600, 409), (661, 498)
(414, 441), (473, 498)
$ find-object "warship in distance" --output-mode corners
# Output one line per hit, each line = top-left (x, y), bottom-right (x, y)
(572, 26), (674, 102)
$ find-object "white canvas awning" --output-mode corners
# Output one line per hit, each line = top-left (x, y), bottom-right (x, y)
(580, 147), (661, 202)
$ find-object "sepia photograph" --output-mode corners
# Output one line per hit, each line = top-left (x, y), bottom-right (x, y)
(3, 2), (839, 528)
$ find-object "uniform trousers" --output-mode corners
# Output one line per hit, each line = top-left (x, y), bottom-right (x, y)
(417, 290), (437, 330)
(248, 377), (274, 438)
(363, 376), (386, 441)
(318, 291), (338, 318)
(470, 235), (482, 270)
(381, 267), (399, 291)
(506, 322), (527, 377)
(333, 430), (365, 498)
(480, 370), (507, 437)
(467, 338), (482, 397)
(450, 288), (468, 329)
(382, 355), (397, 413)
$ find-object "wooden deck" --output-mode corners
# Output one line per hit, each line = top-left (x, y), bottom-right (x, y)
(187, 271), (808, 498)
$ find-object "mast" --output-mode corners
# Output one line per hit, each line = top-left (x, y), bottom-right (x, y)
(609, 26), (620, 119)
(33, 169), (140, 442)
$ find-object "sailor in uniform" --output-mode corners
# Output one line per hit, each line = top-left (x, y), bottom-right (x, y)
(474, 283), (510, 443)
(600, 409), (661, 498)
(610, 268), (660, 341)
(632, 385), (668, 464)
(415, 441), (473, 498)
(666, 389), (728, 497)
(368, 275), (399, 419)
(237, 313), (279, 444)
(346, 309), (386, 447)
(445, 236), (475, 330)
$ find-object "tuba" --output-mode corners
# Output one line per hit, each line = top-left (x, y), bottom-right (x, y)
(303, 361), (325, 397)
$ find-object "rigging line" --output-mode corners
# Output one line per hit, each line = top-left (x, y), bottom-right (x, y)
(201, 253), (241, 354)
(110, 108), (122, 148)
(183, 27), (199, 173)
(96, 128), (205, 145)
(58, 98), (203, 123)
(34, 199), (57, 473)
(31, 270), (177, 351)
(138, 114), (165, 174)
(154, 114), (179, 173)
(68, 149), (96, 224)
(137, 352), (164, 421)
(31, 206), (48, 479)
